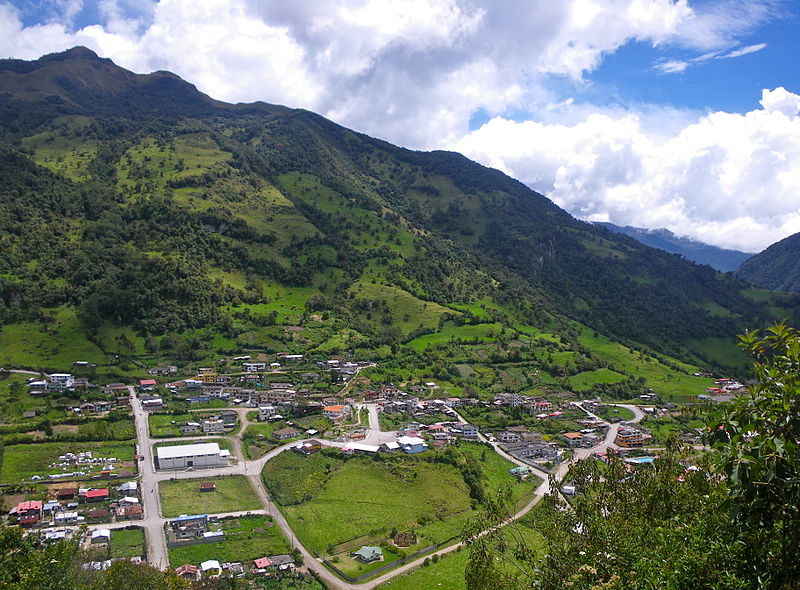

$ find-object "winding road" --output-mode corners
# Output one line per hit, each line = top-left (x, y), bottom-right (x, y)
(124, 392), (646, 589)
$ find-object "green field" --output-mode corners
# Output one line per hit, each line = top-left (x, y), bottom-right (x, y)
(576, 326), (715, 398)
(406, 322), (504, 352)
(263, 444), (536, 556)
(569, 367), (627, 391)
(379, 547), (469, 590)
(159, 475), (262, 517)
(0, 440), (136, 483)
(167, 514), (292, 568)
(110, 527), (146, 559)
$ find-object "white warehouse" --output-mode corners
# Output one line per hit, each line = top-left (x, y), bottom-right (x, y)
(156, 442), (230, 470)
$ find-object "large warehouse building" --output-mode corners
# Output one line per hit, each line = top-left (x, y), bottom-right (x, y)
(156, 442), (230, 470)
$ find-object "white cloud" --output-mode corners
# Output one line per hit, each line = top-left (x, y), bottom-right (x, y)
(454, 88), (800, 252)
(654, 41), (768, 74)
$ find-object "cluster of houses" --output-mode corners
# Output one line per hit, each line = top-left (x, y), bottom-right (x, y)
(177, 411), (238, 435)
(8, 481), (142, 528)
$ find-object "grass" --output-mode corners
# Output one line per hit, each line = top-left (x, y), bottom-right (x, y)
(0, 307), (108, 369)
(264, 445), (536, 556)
(167, 514), (292, 568)
(569, 368), (626, 391)
(0, 440), (135, 483)
(348, 282), (452, 337)
(379, 547), (469, 590)
(406, 322), (504, 352)
(110, 527), (146, 559)
(575, 325), (716, 399)
(158, 475), (262, 517)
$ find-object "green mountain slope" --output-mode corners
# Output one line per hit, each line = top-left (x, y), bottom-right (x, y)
(0, 47), (797, 380)
(736, 232), (800, 292)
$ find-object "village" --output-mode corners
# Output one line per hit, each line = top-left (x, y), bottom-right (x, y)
(0, 354), (740, 587)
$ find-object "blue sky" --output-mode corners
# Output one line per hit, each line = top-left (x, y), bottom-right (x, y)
(1, 0), (799, 252)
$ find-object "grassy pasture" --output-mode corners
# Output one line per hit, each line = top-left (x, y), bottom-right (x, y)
(406, 322), (504, 352)
(110, 527), (146, 559)
(0, 440), (135, 483)
(158, 475), (262, 517)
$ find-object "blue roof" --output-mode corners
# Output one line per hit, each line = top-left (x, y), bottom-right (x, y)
(173, 514), (207, 522)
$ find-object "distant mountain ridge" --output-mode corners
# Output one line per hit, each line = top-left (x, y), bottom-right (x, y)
(596, 223), (753, 272)
(736, 232), (800, 292)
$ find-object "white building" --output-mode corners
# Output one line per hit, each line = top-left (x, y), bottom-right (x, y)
(47, 373), (75, 390)
(202, 418), (225, 434)
(258, 405), (276, 421)
(156, 443), (229, 470)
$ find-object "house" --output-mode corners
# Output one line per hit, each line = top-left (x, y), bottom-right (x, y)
(323, 405), (350, 421)
(616, 428), (645, 448)
(79, 402), (96, 413)
(562, 432), (584, 447)
(54, 511), (81, 524)
(22, 410), (36, 419)
(56, 488), (77, 500)
(138, 379), (157, 391)
(180, 422), (201, 435)
(498, 431), (521, 443)
(95, 401), (113, 412)
(86, 508), (111, 522)
(253, 557), (271, 570)
(273, 427), (301, 440)
(84, 488), (109, 502)
(352, 546), (383, 563)
(47, 373), (75, 390)
(258, 405), (276, 421)
(147, 366), (177, 376)
(243, 362), (266, 372)
(118, 496), (139, 506)
(397, 435), (428, 454)
(202, 418), (225, 434)
(200, 560), (221, 576)
(393, 532), (417, 547)
(115, 505), (143, 519)
(175, 564), (199, 581)
(90, 528), (111, 544)
(199, 482), (216, 492)
(296, 440), (322, 455)
(451, 423), (479, 440)
(104, 383), (129, 396)
(140, 395), (163, 410)
(156, 442), (229, 470)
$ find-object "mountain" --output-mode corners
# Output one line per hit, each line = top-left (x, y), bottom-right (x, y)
(596, 223), (753, 272)
(0, 47), (798, 380)
(736, 232), (800, 292)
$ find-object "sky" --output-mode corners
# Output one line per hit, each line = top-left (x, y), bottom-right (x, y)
(1, 0), (799, 253)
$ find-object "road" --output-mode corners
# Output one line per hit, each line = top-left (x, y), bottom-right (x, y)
(121, 396), (649, 589)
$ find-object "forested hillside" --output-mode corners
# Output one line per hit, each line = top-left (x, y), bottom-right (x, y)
(736, 231), (800, 292)
(1, 47), (798, 378)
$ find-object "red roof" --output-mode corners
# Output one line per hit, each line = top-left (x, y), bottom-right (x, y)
(139, 379), (157, 386)
(85, 488), (109, 498)
(16, 500), (42, 512)
(175, 564), (198, 575)
(253, 557), (271, 568)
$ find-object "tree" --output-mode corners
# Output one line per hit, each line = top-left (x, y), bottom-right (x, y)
(706, 322), (800, 588)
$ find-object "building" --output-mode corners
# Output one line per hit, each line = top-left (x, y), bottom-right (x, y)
(200, 560), (221, 576)
(616, 428), (645, 448)
(273, 427), (300, 440)
(451, 423), (479, 440)
(352, 546), (383, 563)
(323, 405), (350, 421)
(258, 405), (276, 421)
(243, 362), (266, 372)
(84, 488), (109, 502)
(562, 432), (584, 447)
(138, 379), (157, 391)
(296, 440), (322, 455)
(90, 529), (111, 544)
(156, 442), (229, 470)
(397, 435), (428, 454)
(47, 373), (75, 390)
(202, 418), (225, 434)
(180, 422), (201, 435)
